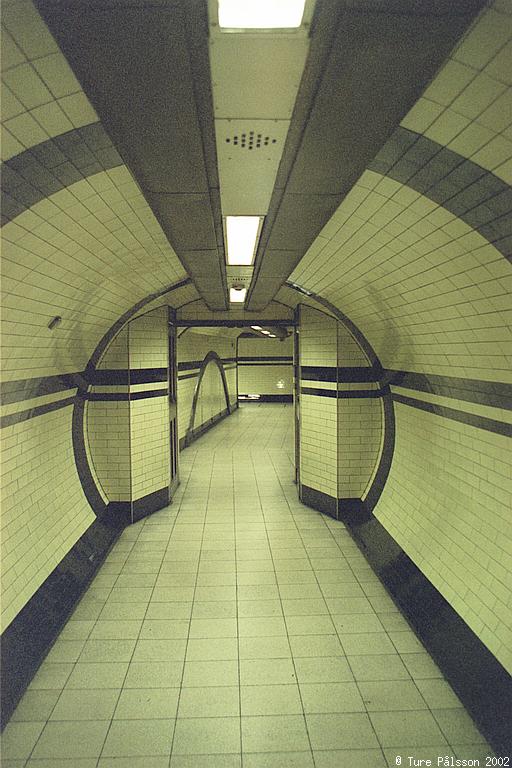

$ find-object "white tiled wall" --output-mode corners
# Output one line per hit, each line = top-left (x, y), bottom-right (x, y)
(128, 308), (170, 502)
(1, 0), (98, 160)
(299, 306), (384, 503)
(403, 0), (512, 183)
(376, 401), (512, 674)
(290, 0), (512, 675)
(299, 306), (338, 497)
(86, 327), (130, 503)
(238, 336), (293, 396)
(0, 406), (95, 631)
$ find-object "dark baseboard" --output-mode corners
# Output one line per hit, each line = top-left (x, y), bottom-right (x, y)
(0, 514), (124, 729)
(300, 484), (337, 518)
(182, 405), (236, 449)
(301, 490), (512, 755)
(132, 486), (170, 522)
(106, 500), (131, 525)
(238, 394), (293, 403)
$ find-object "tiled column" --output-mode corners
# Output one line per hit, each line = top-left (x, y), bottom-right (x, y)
(298, 304), (384, 521)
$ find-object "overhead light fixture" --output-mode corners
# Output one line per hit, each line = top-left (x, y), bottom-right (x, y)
(225, 216), (262, 266)
(218, 0), (306, 28)
(251, 325), (262, 330)
(230, 286), (247, 303)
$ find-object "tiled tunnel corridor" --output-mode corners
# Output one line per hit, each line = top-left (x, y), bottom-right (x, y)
(1, 0), (511, 763)
(1, 405), (493, 766)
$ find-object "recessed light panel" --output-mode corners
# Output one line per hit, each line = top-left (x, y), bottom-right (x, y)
(218, 0), (306, 29)
(225, 216), (262, 265)
(230, 286), (247, 303)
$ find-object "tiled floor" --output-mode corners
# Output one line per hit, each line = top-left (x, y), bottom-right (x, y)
(2, 404), (493, 767)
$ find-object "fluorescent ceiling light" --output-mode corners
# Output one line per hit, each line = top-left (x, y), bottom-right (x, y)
(230, 286), (247, 303)
(225, 216), (262, 266)
(251, 325), (262, 330)
(218, 0), (306, 29)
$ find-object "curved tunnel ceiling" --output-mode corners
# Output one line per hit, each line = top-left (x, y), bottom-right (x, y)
(1, 0), (510, 382)
(31, 0), (488, 310)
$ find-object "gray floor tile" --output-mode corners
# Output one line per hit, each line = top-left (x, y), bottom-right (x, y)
(124, 661), (183, 688)
(50, 688), (120, 720)
(32, 720), (110, 758)
(300, 682), (365, 713)
(306, 712), (379, 750)
(359, 680), (428, 711)
(241, 714), (310, 752)
(114, 688), (180, 719)
(0, 721), (46, 759)
(431, 708), (487, 744)
(10, 690), (60, 722)
(370, 710), (448, 747)
(314, 749), (386, 768)
(101, 718), (174, 756)
(241, 684), (302, 715)
(243, 752), (314, 768)
(347, 654), (410, 681)
(240, 658), (297, 686)
(178, 686), (239, 717)
(182, 659), (239, 687)
(172, 716), (240, 754)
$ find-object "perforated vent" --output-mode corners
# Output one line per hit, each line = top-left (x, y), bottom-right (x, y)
(225, 132), (278, 150)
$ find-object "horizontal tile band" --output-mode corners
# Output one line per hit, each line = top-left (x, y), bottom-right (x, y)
(387, 369), (512, 411)
(86, 368), (168, 386)
(178, 358), (235, 371)
(301, 386), (384, 399)
(301, 366), (381, 383)
(238, 356), (293, 362)
(393, 393), (512, 437)
(85, 389), (168, 402)
(0, 396), (75, 429)
(238, 362), (293, 367)
(177, 372), (198, 382)
(0, 372), (84, 405)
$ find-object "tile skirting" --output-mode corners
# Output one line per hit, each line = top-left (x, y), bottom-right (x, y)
(0, 514), (124, 730)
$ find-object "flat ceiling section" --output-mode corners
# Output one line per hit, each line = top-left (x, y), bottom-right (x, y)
(210, 36), (309, 120)
(246, 0), (488, 310)
(216, 119), (292, 214)
(36, 0), (228, 311)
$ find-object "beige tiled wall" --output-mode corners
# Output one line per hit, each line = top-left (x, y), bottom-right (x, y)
(86, 327), (130, 503)
(0, 406), (95, 632)
(238, 336), (293, 396)
(128, 308), (170, 502)
(299, 306), (384, 504)
(291, 0), (512, 675)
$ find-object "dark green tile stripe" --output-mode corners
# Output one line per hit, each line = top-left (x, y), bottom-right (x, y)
(369, 126), (512, 260)
(1, 123), (122, 226)
(0, 397), (75, 429)
(393, 392), (512, 437)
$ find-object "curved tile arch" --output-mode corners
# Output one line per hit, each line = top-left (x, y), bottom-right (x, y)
(285, 280), (395, 515)
(185, 351), (231, 447)
(73, 278), (193, 519)
(1, 123), (123, 225)
(370, 126), (512, 259)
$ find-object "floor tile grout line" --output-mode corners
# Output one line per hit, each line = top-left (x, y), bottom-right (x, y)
(270, 446), (390, 764)
(256, 447), (317, 768)
(168, 444), (214, 765)
(96, 487), (183, 763)
(23, 517), (144, 765)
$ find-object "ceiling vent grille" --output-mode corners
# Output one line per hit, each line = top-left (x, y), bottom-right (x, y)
(225, 132), (278, 150)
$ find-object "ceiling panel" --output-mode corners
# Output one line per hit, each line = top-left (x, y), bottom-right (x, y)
(210, 35), (309, 120)
(216, 118), (291, 214)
